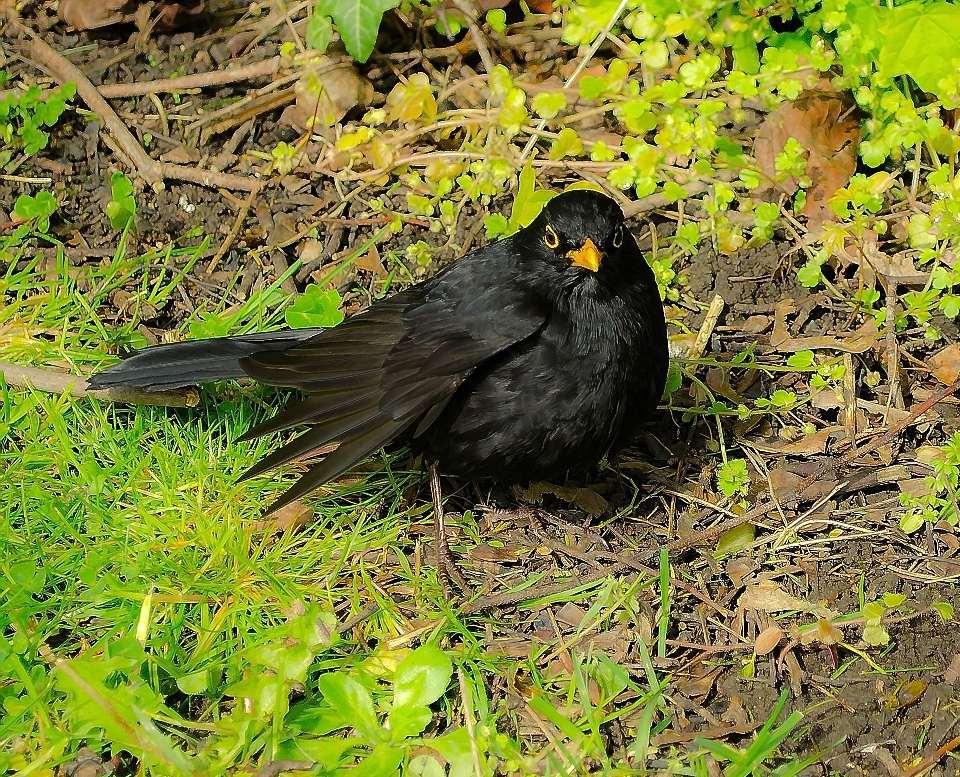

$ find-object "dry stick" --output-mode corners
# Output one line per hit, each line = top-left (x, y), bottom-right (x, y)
(898, 731), (960, 777)
(450, 0), (495, 74)
(0, 361), (199, 408)
(462, 563), (632, 614)
(97, 57), (281, 99)
(205, 185), (261, 274)
(11, 19), (163, 190)
(649, 376), (960, 559)
(10, 18), (260, 193)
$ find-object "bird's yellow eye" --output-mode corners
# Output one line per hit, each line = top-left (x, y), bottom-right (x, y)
(544, 224), (560, 250)
(612, 225), (624, 248)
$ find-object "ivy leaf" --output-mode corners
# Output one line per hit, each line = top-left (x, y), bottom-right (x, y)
(306, 12), (333, 52)
(853, 2), (960, 98)
(317, 0), (399, 62)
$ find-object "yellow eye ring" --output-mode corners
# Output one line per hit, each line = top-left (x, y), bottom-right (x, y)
(544, 225), (560, 250)
(612, 225), (624, 248)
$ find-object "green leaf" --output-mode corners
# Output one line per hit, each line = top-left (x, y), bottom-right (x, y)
(285, 285), (345, 328)
(189, 311), (231, 339)
(386, 704), (433, 740)
(484, 213), (509, 239)
(548, 127), (583, 160)
(353, 743), (403, 777)
(306, 12), (333, 52)
(274, 735), (355, 768)
(797, 260), (823, 288)
(485, 8), (507, 33)
(661, 368), (683, 399)
(531, 91), (567, 119)
(106, 171), (137, 231)
(662, 181), (687, 202)
(862, 623), (889, 646)
(854, 2), (960, 98)
(393, 644), (452, 708)
(504, 158), (556, 234)
(317, 0), (399, 62)
(786, 350), (816, 369)
(176, 670), (208, 695)
(316, 673), (380, 741)
(932, 601), (954, 621)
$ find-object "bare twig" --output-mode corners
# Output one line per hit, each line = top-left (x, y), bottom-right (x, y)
(9, 17), (262, 192)
(450, 0), (495, 74)
(1, 361), (199, 407)
(97, 57), (282, 99)
(10, 16), (164, 189)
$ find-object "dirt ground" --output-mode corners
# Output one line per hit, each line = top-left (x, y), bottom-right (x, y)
(5, 8), (960, 775)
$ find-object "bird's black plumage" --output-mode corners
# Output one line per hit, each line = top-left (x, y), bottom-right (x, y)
(88, 190), (668, 513)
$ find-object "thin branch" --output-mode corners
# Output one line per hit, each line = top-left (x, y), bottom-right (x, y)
(0, 361), (199, 408)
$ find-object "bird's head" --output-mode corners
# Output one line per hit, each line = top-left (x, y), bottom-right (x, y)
(520, 189), (636, 280)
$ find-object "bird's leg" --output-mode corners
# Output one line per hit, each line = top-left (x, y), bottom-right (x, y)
(429, 463), (468, 594)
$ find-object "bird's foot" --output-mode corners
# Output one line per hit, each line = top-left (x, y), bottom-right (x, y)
(430, 463), (469, 597)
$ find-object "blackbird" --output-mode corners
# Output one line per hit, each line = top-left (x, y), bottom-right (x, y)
(89, 190), (669, 517)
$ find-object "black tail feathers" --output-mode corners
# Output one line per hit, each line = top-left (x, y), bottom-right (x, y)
(87, 329), (326, 391)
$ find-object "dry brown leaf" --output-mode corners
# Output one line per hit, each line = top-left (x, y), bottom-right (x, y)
(525, 482), (609, 516)
(59, 0), (202, 30)
(742, 315), (771, 334)
(725, 557), (757, 587)
(862, 241), (929, 286)
(754, 625), (785, 656)
(676, 665), (723, 703)
(770, 318), (880, 353)
(754, 87), (860, 232)
(555, 602), (587, 627)
(285, 59), (373, 134)
(768, 426), (836, 456)
(929, 343), (960, 385)
(944, 654), (960, 685)
(355, 245), (387, 276)
(470, 543), (524, 562)
(249, 500), (313, 533)
(652, 722), (760, 747)
(740, 580), (836, 617)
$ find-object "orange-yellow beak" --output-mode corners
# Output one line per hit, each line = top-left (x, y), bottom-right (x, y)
(567, 238), (603, 272)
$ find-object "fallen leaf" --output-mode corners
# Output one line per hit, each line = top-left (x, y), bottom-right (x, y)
(355, 245), (387, 276)
(742, 315), (771, 334)
(862, 241), (929, 286)
(929, 343), (960, 385)
(754, 87), (861, 232)
(470, 543), (524, 562)
(754, 625), (784, 656)
(944, 654), (960, 685)
(768, 426), (836, 456)
(739, 580), (837, 618)
(249, 500), (313, 533)
(652, 722), (760, 746)
(285, 58), (373, 133)
(59, 0), (203, 30)
(555, 602), (586, 628)
(525, 482), (609, 516)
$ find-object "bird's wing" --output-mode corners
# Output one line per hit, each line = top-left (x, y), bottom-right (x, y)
(239, 248), (547, 512)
